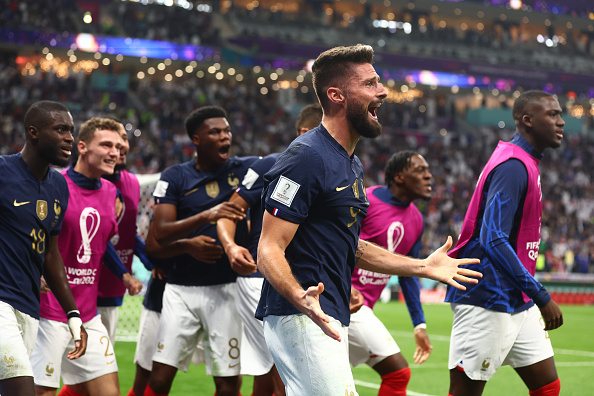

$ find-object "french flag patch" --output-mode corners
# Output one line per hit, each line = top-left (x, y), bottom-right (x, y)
(273, 208), (280, 216)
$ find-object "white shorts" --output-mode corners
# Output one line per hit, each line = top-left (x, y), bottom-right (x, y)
(236, 277), (274, 376)
(449, 304), (554, 381)
(31, 315), (118, 388)
(348, 305), (400, 367)
(134, 307), (161, 371)
(97, 306), (118, 343)
(263, 314), (358, 396)
(0, 300), (39, 380)
(152, 283), (241, 376)
(134, 307), (205, 372)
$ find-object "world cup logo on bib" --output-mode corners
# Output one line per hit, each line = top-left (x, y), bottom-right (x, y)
(78, 207), (101, 264)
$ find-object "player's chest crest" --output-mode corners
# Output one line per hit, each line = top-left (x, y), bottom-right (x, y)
(36, 200), (48, 220)
(205, 181), (220, 198)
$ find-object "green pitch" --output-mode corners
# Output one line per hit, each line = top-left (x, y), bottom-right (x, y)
(114, 300), (593, 395)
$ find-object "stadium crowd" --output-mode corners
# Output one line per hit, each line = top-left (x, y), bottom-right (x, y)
(2, 0), (594, 75)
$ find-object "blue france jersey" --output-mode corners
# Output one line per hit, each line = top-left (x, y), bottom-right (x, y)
(255, 125), (369, 326)
(0, 154), (69, 319)
(153, 156), (259, 286)
(235, 153), (281, 278)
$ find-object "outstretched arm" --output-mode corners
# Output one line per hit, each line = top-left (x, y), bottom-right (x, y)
(217, 193), (257, 275)
(355, 237), (482, 290)
(43, 235), (87, 359)
(258, 211), (341, 341)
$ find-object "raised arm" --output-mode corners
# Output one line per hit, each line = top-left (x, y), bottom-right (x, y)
(217, 193), (257, 275)
(355, 237), (482, 290)
(43, 234), (87, 360)
(258, 211), (341, 341)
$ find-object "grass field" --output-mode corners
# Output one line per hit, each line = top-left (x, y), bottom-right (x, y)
(114, 298), (593, 395)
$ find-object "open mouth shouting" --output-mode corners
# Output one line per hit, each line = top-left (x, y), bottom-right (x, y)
(368, 103), (381, 121)
(219, 143), (231, 160)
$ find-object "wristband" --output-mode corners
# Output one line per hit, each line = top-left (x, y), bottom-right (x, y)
(414, 323), (427, 331)
(67, 310), (82, 341)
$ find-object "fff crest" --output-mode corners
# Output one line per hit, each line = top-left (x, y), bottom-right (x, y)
(205, 181), (220, 198)
(37, 200), (48, 220)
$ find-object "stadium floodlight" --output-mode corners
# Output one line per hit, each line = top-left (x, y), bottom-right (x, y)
(509, 0), (522, 10)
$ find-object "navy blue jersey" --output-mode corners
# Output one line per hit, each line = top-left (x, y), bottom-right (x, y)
(0, 154), (69, 319)
(153, 156), (259, 286)
(255, 125), (369, 326)
(235, 153), (281, 278)
(446, 133), (550, 312)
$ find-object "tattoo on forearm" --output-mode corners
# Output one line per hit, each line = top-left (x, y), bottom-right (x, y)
(355, 240), (368, 264)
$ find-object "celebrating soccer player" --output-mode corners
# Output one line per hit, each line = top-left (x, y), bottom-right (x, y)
(0, 101), (87, 396)
(255, 44), (482, 395)
(446, 90), (564, 396)
(31, 117), (142, 396)
(350, 150), (434, 395)
(144, 106), (259, 396)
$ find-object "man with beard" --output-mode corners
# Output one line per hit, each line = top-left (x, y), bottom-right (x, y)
(144, 106), (259, 396)
(97, 119), (153, 342)
(255, 44), (482, 395)
(350, 151), (434, 396)
(0, 100), (87, 396)
(446, 91), (564, 396)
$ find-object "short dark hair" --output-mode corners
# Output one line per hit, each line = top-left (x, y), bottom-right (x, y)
(295, 103), (322, 135)
(24, 101), (70, 131)
(311, 44), (374, 110)
(78, 117), (121, 144)
(185, 106), (228, 139)
(384, 150), (417, 187)
(512, 90), (553, 122)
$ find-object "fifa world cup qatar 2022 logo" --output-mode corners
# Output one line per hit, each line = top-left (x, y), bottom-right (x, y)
(77, 207), (101, 264)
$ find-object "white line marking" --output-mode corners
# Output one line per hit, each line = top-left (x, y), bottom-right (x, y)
(555, 348), (594, 358)
(556, 362), (594, 367)
(390, 330), (451, 342)
(354, 380), (436, 396)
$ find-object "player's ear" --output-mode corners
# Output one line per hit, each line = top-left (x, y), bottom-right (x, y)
(522, 114), (533, 128)
(27, 126), (39, 141)
(327, 87), (345, 105)
(190, 132), (200, 146)
(77, 140), (87, 155)
(393, 171), (405, 185)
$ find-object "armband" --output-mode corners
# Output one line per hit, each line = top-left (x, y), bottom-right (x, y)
(67, 310), (82, 341)
(414, 323), (427, 331)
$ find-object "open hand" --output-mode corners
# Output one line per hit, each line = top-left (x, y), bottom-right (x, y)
(424, 236), (482, 290)
(295, 282), (341, 341)
(413, 327), (433, 364)
(67, 324), (88, 360)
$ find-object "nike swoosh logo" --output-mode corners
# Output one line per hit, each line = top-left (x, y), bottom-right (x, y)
(336, 186), (350, 191)
(228, 363), (240, 368)
(13, 200), (30, 206)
